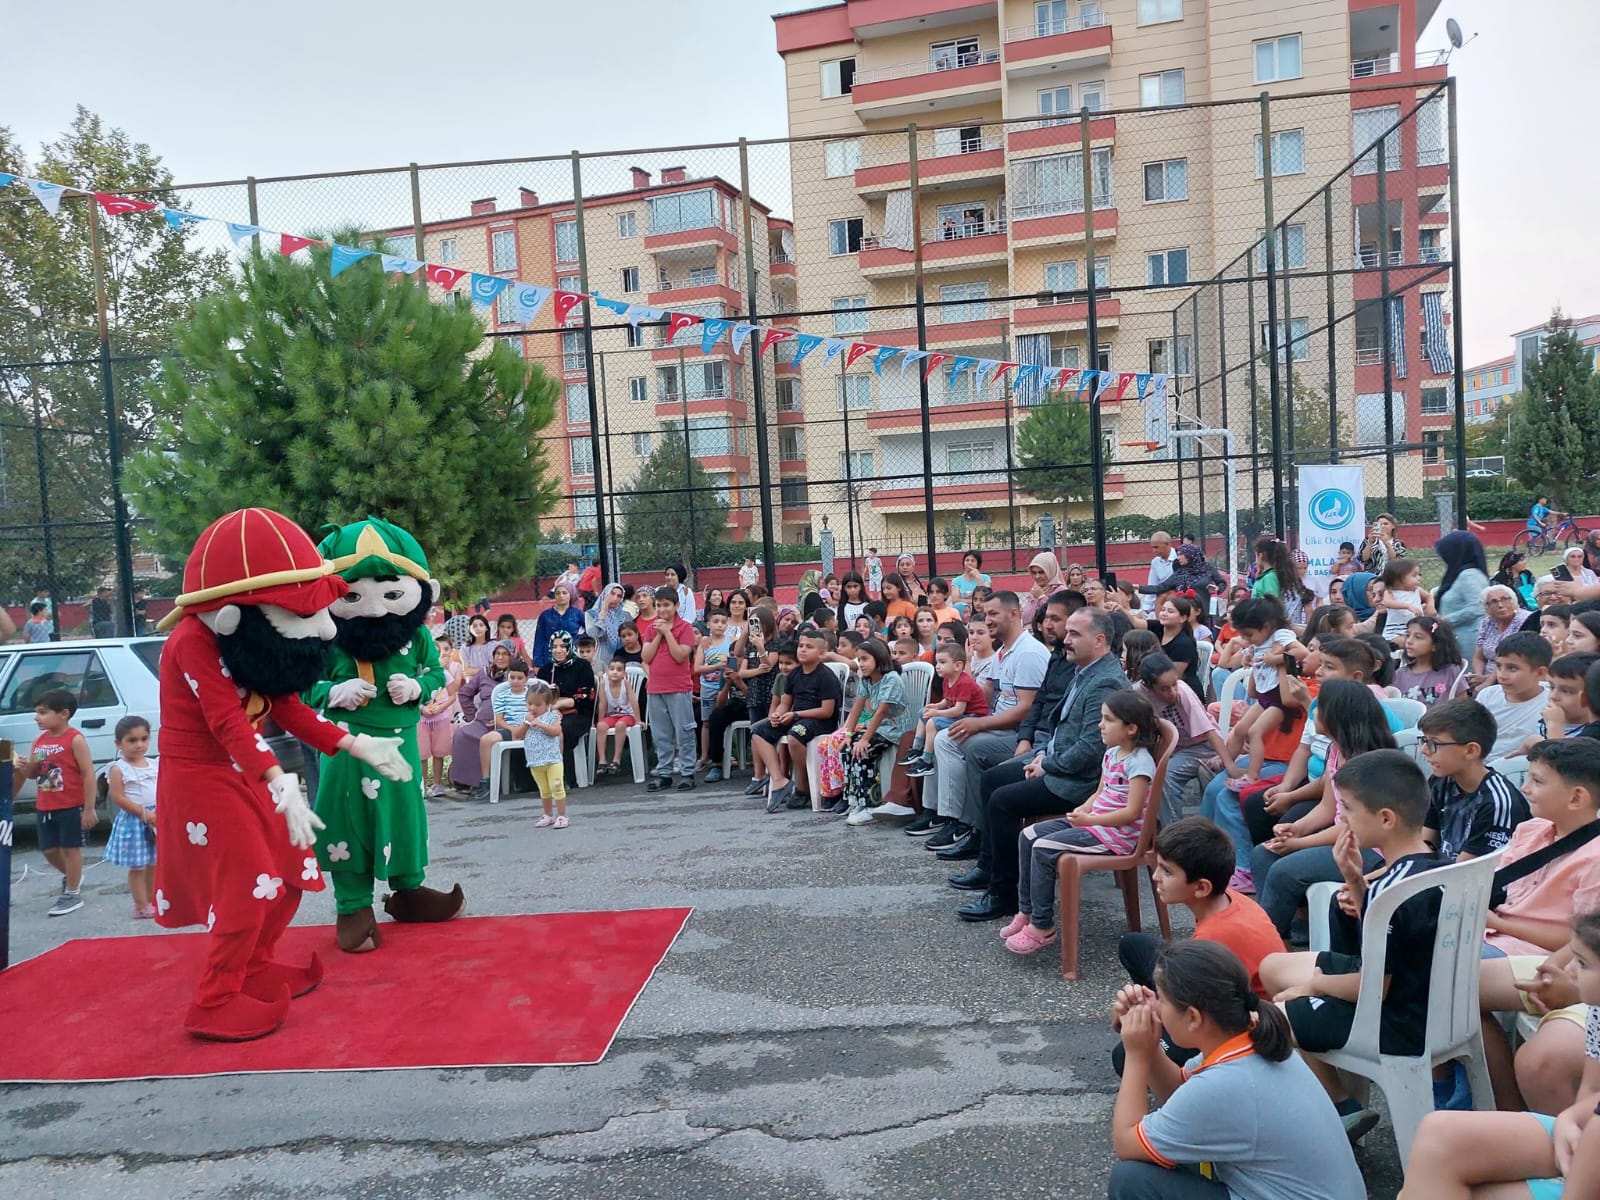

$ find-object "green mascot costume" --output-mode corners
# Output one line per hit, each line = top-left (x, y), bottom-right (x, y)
(305, 517), (464, 952)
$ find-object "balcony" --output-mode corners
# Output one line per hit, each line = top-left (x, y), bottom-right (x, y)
(654, 384), (746, 420)
(1006, 114), (1116, 155)
(647, 273), (741, 309)
(867, 309), (1007, 348)
(850, 49), (1002, 119)
(1013, 296), (1121, 332)
(858, 220), (1008, 278)
(1002, 14), (1113, 76)
(847, 0), (998, 40)
(854, 136), (1004, 198)
(1009, 197), (1117, 247)
(643, 221), (737, 257)
(769, 252), (796, 279)
(868, 472), (1126, 513)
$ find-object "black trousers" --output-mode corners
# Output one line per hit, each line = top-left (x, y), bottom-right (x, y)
(705, 698), (750, 766)
(1243, 792), (1319, 846)
(1111, 931), (1195, 1075)
(560, 712), (590, 786)
(983, 776), (1079, 902)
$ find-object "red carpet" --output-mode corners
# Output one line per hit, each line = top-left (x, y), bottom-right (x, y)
(0, 908), (691, 1081)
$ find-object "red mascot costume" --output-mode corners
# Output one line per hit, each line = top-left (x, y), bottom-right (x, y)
(153, 508), (411, 1042)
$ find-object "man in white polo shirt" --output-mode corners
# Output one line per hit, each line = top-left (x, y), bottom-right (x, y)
(1144, 531), (1175, 615)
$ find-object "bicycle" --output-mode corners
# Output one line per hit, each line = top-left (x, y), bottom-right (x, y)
(1512, 514), (1588, 557)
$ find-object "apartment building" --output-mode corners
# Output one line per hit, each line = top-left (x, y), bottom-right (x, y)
(772, 0), (1456, 546)
(379, 169), (792, 539)
(1464, 313), (1600, 423)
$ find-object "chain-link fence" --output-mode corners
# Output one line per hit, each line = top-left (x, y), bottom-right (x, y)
(1, 79), (1466, 614)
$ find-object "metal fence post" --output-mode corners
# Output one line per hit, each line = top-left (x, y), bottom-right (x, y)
(1376, 127), (1397, 515)
(1081, 108), (1107, 578)
(678, 347), (698, 563)
(88, 199), (136, 635)
(737, 139), (779, 589)
(1280, 230), (1298, 523)
(1172, 305), (1185, 532)
(1324, 190), (1339, 462)
(408, 164), (425, 290)
(1259, 92), (1288, 536)
(838, 357), (858, 564)
(1245, 256), (1261, 522)
(1191, 295), (1205, 541)
(1216, 281), (1231, 510)
(246, 176), (261, 255)
(1446, 78), (1468, 528)
(569, 151), (612, 580)
(597, 349), (620, 572)
(1000, 315), (1019, 572)
(908, 124), (939, 577)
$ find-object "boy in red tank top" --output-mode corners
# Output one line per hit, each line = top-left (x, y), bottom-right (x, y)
(15, 687), (96, 916)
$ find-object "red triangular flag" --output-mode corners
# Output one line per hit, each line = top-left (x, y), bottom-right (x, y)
(922, 353), (951, 380)
(552, 290), (587, 323)
(94, 192), (157, 217)
(279, 233), (319, 256)
(992, 362), (1018, 382)
(845, 343), (873, 370)
(1109, 371), (1137, 399)
(759, 328), (794, 356)
(426, 264), (466, 290)
(667, 311), (702, 339)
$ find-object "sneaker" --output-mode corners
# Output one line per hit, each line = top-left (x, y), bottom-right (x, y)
(535, 814), (556, 828)
(821, 796), (848, 814)
(48, 892), (83, 917)
(646, 776), (672, 792)
(904, 812), (944, 837)
(1340, 1106), (1380, 1142)
(427, 783), (446, 798)
(1225, 775), (1256, 793)
(926, 821), (965, 850)
(468, 781), (491, 801)
(704, 766), (724, 783)
(553, 815), (569, 829)
(904, 756), (937, 779)
(845, 807), (875, 826)
(1228, 867), (1255, 894)
(744, 778), (768, 797)
(677, 777), (696, 791)
(875, 801), (916, 818)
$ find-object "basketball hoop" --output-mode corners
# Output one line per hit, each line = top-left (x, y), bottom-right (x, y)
(1122, 440), (1163, 452)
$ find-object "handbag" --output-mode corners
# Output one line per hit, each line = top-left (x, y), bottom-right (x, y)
(1490, 821), (1600, 910)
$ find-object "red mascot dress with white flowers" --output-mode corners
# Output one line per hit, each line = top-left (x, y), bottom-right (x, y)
(153, 508), (396, 1042)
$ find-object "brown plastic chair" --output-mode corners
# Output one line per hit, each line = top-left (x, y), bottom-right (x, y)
(1056, 718), (1178, 981)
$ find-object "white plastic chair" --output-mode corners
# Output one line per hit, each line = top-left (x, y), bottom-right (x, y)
(1195, 640), (1214, 697)
(1215, 667), (1249, 740)
(615, 664), (649, 783)
(722, 720), (751, 776)
(1392, 727), (1432, 778)
(804, 661), (858, 811)
(1492, 754), (1530, 791)
(487, 738), (522, 804)
(1386, 696), (1427, 729)
(1304, 851), (1501, 1168)
(877, 660), (933, 802)
(1447, 667), (1473, 699)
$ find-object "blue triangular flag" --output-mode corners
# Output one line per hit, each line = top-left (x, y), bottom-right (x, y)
(1013, 363), (1041, 398)
(731, 323), (757, 354)
(873, 346), (904, 376)
(973, 359), (999, 389)
(1095, 370), (1116, 399)
(623, 304), (663, 330)
(26, 180), (68, 216)
(950, 356), (977, 380)
(510, 283), (553, 324)
(1077, 370), (1096, 399)
(592, 295), (629, 317)
(226, 221), (264, 247)
(820, 338), (848, 367)
(701, 318), (731, 354)
(1151, 373), (1169, 405)
(789, 333), (824, 369)
(1135, 373), (1153, 402)
(899, 349), (929, 377)
(469, 273), (511, 308)
(380, 254), (425, 275)
(329, 244), (375, 276)
(0, 173), (16, 190)
(161, 208), (203, 232)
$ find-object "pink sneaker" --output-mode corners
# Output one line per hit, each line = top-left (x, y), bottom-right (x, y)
(135, 904), (156, 920)
(535, 814), (555, 828)
(1228, 867), (1255, 894)
(1225, 775), (1255, 792)
(1004, 925), (1059, 955)
(998, 913), (1029, 940)
(553, 815), (568, 829)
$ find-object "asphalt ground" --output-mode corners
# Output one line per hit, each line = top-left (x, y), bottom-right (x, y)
(1, 776), (1405, 1199)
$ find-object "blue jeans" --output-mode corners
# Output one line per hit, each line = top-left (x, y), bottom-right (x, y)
(1251, 843), (1382, 937)
(1199, 756), (1285, 872)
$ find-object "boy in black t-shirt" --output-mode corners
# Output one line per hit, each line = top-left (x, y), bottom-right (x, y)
(753, 630), (843, 813)
(1419, 697), (1530, 860)
(1260, 749), (1448, 1139)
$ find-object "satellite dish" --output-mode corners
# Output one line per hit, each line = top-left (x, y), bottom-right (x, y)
(1446, 17), (1464, 48)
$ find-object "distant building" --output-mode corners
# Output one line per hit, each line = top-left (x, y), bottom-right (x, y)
(1465, 313), (1600, 423)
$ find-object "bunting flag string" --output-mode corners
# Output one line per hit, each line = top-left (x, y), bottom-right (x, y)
(0, 171), (1160, 404)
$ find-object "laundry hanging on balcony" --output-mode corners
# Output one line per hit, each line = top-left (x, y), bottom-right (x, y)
(880, 190), (916, 252)
(1014, 334), (1052, 406)
(1388, 296), (1407, 379)
(1421, 292), (1453, 375)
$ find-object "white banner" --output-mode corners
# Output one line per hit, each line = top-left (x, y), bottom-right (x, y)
(1298, 465), (1366, 599)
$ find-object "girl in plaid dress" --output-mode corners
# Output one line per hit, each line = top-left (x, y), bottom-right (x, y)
(104, 715), (160, 918)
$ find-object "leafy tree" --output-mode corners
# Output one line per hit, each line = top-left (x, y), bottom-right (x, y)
(0, 109), (228, 598)
(1507, 312), (1600, 508)
(128, 233), (561, 598)
(1248, 370), (1348, 460)
(617, 430), (729, 572)
(1013, 396), (1092, 503)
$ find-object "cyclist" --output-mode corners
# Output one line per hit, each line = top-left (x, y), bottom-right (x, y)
(1528, 495), (1556, 539)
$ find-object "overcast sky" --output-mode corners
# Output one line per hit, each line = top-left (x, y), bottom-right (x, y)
(6, 0), (1594, 365)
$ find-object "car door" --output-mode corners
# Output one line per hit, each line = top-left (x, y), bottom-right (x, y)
(0, 648), (128, 795)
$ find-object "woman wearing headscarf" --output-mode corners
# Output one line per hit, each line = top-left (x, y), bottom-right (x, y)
(1433, 531), (1490, 651)
(1021, 550), (1063, 626)
(1554, 545), (1600, 588)
(586, 582), (629, 667)
(1343, 570), (1379, 634)
(532, 583), (585, 668)
(450, 642), (513, 792)
(1493, 550), (1538, 609)
(796, 569), (825, 619)
(895, 553), (928, 603)
(537, 630), (596, 788)
(1139, 542), (1214, 598)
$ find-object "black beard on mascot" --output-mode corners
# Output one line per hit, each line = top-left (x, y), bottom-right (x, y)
(216, 604), (335, 696)
(330, 580), (432, 663)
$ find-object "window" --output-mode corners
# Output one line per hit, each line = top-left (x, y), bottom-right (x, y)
(1039, 86), (1072, 124)
(776, 379), (801, 413)
(1095, 345), (1112, 373)
(1421, 385), (1450, 415)
(1520, 334), (1544, 367)
(706, 473), (732, 505)
(931, 36), (981, 70)
(832, 296), (868, 334)
(1147, 335), (1193, 375)
(1093, 256), (1110, 288)
(1254, 224), (1307, 270)
(558, 274), (581, 293)
(561, 331), (585, 373)
(1052, 343), (1081, 369)
(0, 650), (115, 715)
(1417, 97), (1447, 167)
(565, 383), (590, 425)
(490, 229), (516, 272)
(841, 450), (874, 478)
(570, 438), (594, 477)
(935, 202), (989, 239)
(1143, 158), (1188, 202)
(1254, 129), (1305, 177)
(631, 431), (653, 456)
(1353, 106), (1402, 175)
(673, 416), (732, 457)
(495, 289), (518, 325)
(1138, 0), (1182, 23)
(1080, 80), (1106, 112)
(946, 441), (996, 474)
(628, 376), (648, 404)
(824, 139), (861, 177)
(1259, 317), (1311, 361)
(1035, 0), (1068, 36)
(1044, 260), (1079, 294)
(617, 211), (637, 239)
(438, 237), (459, 265)
(1422, 430), (1445, 465)
(1253, 33), (1302, 83)
(554, 221), (577, 264)
(780, 478), (809, 509)
(1356, 393), (1404, 445)
(647, 188), (716, 235)
(837, 376), (872, 410)
(1146, 248), (1189, 287)
(939, 282), (989, 324)
(827, 217), (865, 256)
(1139, 69), (1185, 107)
(657, 361), (728, 401)
(382, 233), (415, 259)
(1010, 149), (1112, 219)
(572, 496), (598, 533)
(621, 266), (640, 293)
(933, 124), (988, 157)
(779, 429), (805, 460)
(820, 57), (856, 98)
(623, 323), (642, 348)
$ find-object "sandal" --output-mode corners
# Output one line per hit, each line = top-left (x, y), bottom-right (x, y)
(553, 815), (568, 829)
(535, 814), (555, 828)
(998, 913), (1029, 940)
(1004, 925), (1059, 955)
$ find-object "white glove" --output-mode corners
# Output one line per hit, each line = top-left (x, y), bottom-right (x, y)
(349, 733), (413, 783)
(386, 673), (423, 704)
(329, 678), (378, 710)
(267, 773), (325, 850)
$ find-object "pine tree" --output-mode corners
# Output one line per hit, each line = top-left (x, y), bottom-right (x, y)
(1507, 311), (1600, 508)
(128, 233), (561, 598)
(617, 430), (730, 571)
(1013, 396), (1093, 503)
